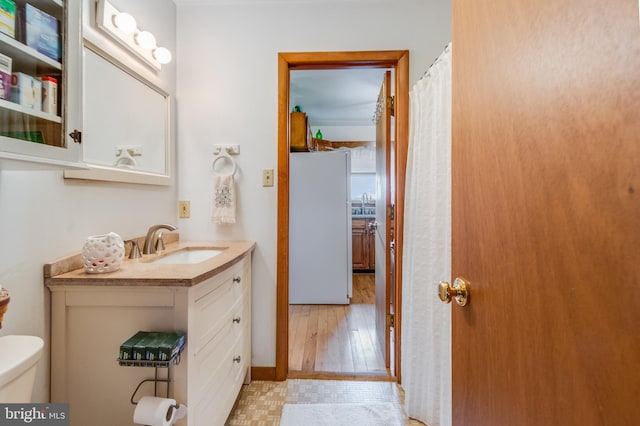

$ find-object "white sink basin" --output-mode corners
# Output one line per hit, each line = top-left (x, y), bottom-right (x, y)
(150, 247), (225, 264)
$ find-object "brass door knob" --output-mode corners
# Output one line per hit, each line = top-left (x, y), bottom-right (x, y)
(438, 277), (470, 307)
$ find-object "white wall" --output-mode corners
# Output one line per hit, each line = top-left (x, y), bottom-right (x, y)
(0, 0), (177, 402)
(176, 0), (452, 367)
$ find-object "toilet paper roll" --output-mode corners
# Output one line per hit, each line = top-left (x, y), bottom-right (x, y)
(174, 404), (187, 420)
(133, 396), (177, 426)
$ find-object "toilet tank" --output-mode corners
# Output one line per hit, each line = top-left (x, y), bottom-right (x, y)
(0, 335), (44, 402)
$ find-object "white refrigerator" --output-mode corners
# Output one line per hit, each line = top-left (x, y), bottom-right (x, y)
(289, 151), (352, 304)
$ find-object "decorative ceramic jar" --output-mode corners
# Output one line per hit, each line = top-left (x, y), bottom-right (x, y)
(82, 232), (125, 273)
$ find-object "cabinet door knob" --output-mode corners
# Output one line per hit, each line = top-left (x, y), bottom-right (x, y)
(233, 276), (241, 284)
(233, 356), (242, 363)
(233, 316), (241, 324)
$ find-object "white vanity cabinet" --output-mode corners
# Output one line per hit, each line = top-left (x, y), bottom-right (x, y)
(186, 253), (251, 426)
(47, 247), (252, 426)
(0, 0), (83, 166)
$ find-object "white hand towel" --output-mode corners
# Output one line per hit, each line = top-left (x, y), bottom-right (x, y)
(212, 173), (236, 224)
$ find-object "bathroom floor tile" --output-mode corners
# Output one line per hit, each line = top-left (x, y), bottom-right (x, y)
(225, 381), (287, 425)
(225, 379), (425, 425)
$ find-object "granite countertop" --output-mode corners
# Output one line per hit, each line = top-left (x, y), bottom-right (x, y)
(44, 240), (256, 288)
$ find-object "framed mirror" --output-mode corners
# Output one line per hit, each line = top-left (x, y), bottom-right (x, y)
(64, 43), (171, 185)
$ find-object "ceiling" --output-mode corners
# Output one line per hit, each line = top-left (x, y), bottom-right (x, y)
(290, 68), (389, 127)
(174, 0), (392, 4)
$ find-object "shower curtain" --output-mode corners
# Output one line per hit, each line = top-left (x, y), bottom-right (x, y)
(401, 43), (452, 426)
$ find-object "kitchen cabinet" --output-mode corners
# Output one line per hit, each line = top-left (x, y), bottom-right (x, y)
(0, 0), (82, 166)
(290, 111), (311, 151)
(352, 218), (376, 271)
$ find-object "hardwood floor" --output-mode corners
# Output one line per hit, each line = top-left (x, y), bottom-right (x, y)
(288, 274), (389, 377)
(351, 273), (376, 304)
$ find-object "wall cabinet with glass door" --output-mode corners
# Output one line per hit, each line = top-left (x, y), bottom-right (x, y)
(0, 0), (82, 166)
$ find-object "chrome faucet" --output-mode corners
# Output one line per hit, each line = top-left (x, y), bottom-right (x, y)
(143, 224), (177, 254)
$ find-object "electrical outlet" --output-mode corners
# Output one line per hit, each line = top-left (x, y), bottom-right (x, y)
(263, 169), (274, 187)
(179, 201), (190, 218)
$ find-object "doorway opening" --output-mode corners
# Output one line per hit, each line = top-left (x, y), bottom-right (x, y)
(276, 50), (410, 382)
(288, 68), (389, 378)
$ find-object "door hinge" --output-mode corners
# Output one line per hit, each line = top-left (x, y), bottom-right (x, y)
(387, 204), (395, 219)
(386, 313), (395, 328)
(69, 129), (82, 144)
(386, 96), (395, 116)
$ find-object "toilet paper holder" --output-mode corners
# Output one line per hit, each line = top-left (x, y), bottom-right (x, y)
(117, 333), (187, 424)
(117, 342), (185, 406)
(128, 361), (185, 424)
(130, 372), (173, 406)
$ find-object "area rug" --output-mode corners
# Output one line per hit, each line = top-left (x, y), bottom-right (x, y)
(279, 402), (405, 426)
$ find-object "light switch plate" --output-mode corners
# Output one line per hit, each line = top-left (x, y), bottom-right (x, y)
(263, 169), (274, 187)
(179, 201), (190, 218)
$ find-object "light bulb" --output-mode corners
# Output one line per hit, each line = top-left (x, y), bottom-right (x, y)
(113, 12), (136, 34)
(153, 47), (172, 64)
(135, 31), (156, 50)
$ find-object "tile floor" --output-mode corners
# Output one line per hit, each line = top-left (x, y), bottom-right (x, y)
(226, 379), (425, 425)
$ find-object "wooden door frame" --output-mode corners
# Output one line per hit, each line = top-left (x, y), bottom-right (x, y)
(275, 50), (410, 381)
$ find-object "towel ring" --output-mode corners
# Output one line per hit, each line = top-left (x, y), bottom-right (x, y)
(212, 151), (237, 176)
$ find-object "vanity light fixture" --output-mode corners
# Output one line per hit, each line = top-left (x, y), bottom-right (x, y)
(135, 31), (156, 50)
(112, 12), (136, 34)
(153, 47), (172, 65)
(97, 0), (172, 71)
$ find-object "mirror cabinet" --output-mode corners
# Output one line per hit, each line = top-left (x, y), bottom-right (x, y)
(0, 0), (83, 167)
(1, 0), (172, 186)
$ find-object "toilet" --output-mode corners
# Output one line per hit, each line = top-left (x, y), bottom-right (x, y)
(0, 335), (44, 402)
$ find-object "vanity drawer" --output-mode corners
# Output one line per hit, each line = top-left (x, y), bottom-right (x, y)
(191, 256), (246, 301)
(191, 258), (247, 353)
(192, 321), (250, 426)
(191, 286), (250, 395)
